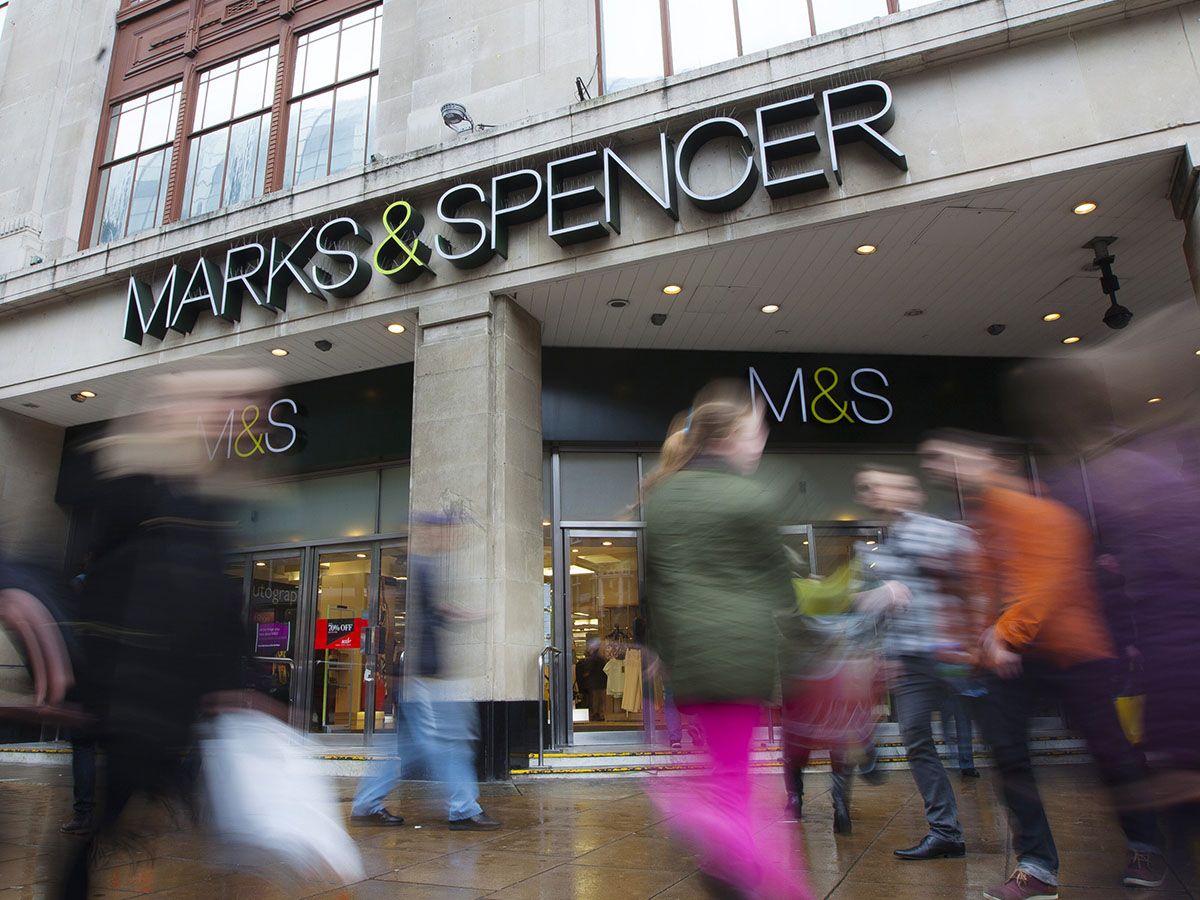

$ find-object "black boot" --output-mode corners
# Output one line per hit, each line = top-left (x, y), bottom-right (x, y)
(784, 758), (804, 821)
(831, 765), (852, 834)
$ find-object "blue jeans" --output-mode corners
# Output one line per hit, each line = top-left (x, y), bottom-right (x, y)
(938, 695), (975, 770)
(352, 678), (483, 821)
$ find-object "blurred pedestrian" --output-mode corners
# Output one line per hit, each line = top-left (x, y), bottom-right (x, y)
(642, 381), (810, 899)
(921, 430), (1165, 900)
(351, 513), (500, 831)
(575, 636), (608, 723)
(938, 694), (979, 778)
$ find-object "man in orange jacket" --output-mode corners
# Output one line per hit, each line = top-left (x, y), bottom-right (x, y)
(920, 430), (1164, 900)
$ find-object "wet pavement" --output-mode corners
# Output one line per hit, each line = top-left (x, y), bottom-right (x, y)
(0, 762), (1194, 898)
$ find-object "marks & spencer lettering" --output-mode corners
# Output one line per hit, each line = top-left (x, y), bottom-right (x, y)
(749, 366), (893, 425)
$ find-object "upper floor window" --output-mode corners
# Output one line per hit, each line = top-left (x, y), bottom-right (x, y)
(284, 6), (381, 188)
(599, 0), (938, 93)
(0, 3), (9, 37)
(182, 45), (278, 218)
(85, 1), (381, 248)
(95, 83), (181, 244)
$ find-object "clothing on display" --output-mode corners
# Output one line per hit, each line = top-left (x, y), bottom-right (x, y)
(603, 658), (625, 697)
(621, 649), (643, 714)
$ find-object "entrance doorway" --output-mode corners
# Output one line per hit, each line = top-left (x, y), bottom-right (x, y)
(563, 530), (657, 743)
(231, 539), (407, 744)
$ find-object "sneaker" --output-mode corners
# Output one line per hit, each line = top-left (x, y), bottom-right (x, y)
(1122, 850), (1167, 888)
(983, 870), (1058, 900)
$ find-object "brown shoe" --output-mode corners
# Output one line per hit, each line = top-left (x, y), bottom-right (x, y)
(1122, 850), (1167, 888)
(983, 870), (1058, 900)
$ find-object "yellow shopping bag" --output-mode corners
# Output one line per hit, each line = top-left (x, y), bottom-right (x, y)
(1115, 693), (1144, 746)
(792, 564), (853, 616)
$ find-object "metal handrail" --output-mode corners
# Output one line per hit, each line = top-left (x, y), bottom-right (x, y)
(536, 645), (562, 768)
(251, 656), (295, 670)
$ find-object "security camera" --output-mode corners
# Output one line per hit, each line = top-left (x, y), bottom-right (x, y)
(1103, 301), (1133, 330)
(650, 313), (668, 326)
(986, 323), (1006, 336)
(314, 339), (333, 351)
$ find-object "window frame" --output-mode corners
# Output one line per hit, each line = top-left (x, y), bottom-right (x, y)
(82, 0), (381, 249)
(595, 0), (903, 95)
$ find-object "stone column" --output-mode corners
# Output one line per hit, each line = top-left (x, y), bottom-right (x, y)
(408, 293), (543, 704)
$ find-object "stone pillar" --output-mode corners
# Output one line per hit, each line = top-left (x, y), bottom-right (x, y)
(408, 293), (543, 704)
(0, 409), (69, 566)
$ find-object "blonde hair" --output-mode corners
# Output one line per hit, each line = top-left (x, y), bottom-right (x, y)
(641, 380), (758, 495)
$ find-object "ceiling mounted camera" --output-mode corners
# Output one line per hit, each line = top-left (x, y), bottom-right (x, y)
(314, 339), (333, 351)
(987, 323), (1006, 336)
(650, 313), (668, 326)
(1086, 237), (1133, 330)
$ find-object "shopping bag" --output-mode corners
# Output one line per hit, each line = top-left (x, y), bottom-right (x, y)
(202, 709), (364, 883)
(1115, 693), (1144, 746)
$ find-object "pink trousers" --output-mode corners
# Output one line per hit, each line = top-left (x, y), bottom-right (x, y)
(656, 702), (812, 899)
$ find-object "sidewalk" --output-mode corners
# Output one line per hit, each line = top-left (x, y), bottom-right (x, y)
(0, 763), (1192, 898)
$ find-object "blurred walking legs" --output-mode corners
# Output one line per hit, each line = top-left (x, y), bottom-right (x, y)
(893, 657), (964, 843)
(939, 696), (976, 772)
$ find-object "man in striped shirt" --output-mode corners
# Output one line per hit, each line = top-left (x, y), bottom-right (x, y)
(854, 466), (977, 861)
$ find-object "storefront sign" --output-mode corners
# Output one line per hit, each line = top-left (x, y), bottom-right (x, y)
(123, 79), (906, 345)
(749, 366), (892, 425)
(314, 617), (367, 650)
(199, 397), (301, 460)
(254, 622), (291, 654)
(250, 579), (299, 605)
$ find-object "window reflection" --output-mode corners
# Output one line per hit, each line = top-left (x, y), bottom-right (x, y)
(285, 7), (381, 187)
(600, 0), (665, 93)
(668, 0), (737, 74)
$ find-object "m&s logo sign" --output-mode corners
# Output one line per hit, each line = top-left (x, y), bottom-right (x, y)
(749, 366), (893, 426)
(199, 398), (301, 460)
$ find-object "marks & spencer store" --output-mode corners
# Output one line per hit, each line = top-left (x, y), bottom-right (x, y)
(3, 0), (1200, 774)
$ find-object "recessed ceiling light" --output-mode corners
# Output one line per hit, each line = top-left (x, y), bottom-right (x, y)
(255, 561), (266, 567)
(1195, 349), (1200, 356)
(78, 390), (97, 399)
(356, 553), (367, 558)
(1072, 201), (1098, 216)
(20, 402), (38, 409)
(270, 347), (289, 357)
(1062, 336), (1081, 344)
(607, 298), (629, 309)
(865, 540), (877, 545)
(571, 548), (579, 554)
(70, 392), (87, 403)
(601, 540), (613, 547)
(855, 244), (878, 255)
(1147, 397), (1163, 404)
(903, 308), (925, 317)
(542, 519), (551, 526)
(386, 323), (406, 334)
(662, 284), (682, 295)
(761, 304), (780, 314)
(1042, 312), (1062, 322)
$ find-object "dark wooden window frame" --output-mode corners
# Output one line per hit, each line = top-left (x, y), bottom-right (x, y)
(82, 0), (380, 250)
(595, 0), (903, 95)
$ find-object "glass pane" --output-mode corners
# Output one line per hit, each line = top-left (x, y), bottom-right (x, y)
(186, 128), (228, 217)
(754, 452), (960, 525)
(337, 15), (375, 82)
(97, 160), (134, 242)
(601, 0), (665, 93)
(365, 75), (378, 162)
(283, 100), (301, 189)
(812, 0), (889, 32)
(233, 59), (268, 119)
(201, 62), (237, 129)
(668, 0), (737, 74)
(311, 549), (372, 734)
(378, 543), (407, 734)
(738, 0), (813, 53)
(141, 88), (178, 148)
(126, 149), (168, 236)
(559, 453), (640, 521)
(236, 471), (378, 546)
(112, 101), (145, 160)
(301, 27), (339, 94)
(378, 466), (411, 534)
(330, 77), (370, 175)
(290, 91), (334, 186)
(248, 555), (301, 707)
(568, 535), (642, 732)
(224, 114), (266, 206)
(0, 5), (7, 36)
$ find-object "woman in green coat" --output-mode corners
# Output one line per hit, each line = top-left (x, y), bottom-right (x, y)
(642, 382), (809, 899)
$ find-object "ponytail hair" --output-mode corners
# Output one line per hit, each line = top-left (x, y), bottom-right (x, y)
(641, 380), (759, 496)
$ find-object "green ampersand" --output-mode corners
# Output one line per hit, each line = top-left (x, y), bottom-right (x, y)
(811, 367), (855, 424)
(234, 405), (266, 458)
(373, 200), (433, 282)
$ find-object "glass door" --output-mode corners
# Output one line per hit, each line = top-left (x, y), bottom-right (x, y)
(309, 547), (375, 735)
(373, 543), (408, 741)
(245, 552), (303, 727)
(563, 531), (648, 742)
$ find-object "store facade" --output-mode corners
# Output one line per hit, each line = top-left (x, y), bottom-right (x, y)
(3, 0), (1200, 773)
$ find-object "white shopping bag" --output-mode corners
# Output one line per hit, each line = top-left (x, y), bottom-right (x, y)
(202, 709), (364, 883)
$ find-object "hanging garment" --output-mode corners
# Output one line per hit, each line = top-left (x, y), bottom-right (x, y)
(622, 649), (643, 713)
(604, 658), (624, 698)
